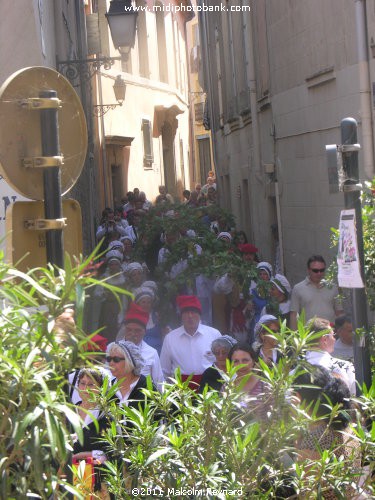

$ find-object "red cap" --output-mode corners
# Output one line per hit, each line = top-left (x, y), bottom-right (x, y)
(176, 295), (202, 314)
(86, 334), (108, 352)
(124, 302), (149, 328)
(238, 243), (258, 254)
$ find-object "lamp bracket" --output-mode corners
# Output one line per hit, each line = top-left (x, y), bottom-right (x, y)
(22, 156), (64, 168)
(57, 56), (122, 87)
(93, 103), (122, 117)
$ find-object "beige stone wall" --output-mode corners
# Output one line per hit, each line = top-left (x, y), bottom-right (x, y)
(0, 1), (100, 252)
(0, 1), (69, 246)
(97, 0), (192, 204)
(200, 0), (375, 284)
(0, 0), (52, 80)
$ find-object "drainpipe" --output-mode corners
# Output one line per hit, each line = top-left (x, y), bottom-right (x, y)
(243, 2), (284, 269)
(355, 0), (375, 179)
(199, 6), (221, 184)
(97, 73), (109, 207)
(274, 180), (284, 273)
(242, 1), (274, 251)
(242, 1), (262, 182)
(74, 0), (97, 248)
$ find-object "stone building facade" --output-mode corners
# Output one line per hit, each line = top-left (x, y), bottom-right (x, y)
(186, 1), (215, 187)
(199, 0), (375, 283)
(0, 0), (99, 252)
(94, 0), (194, 207)
(0, 0), (194, 253)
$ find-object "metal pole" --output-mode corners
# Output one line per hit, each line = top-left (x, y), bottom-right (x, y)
(39, 90), (71, 494)
(341, 117), (372, 391)
(40, 90), (64, 272)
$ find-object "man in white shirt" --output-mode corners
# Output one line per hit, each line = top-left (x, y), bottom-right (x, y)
(139, 191), (152, 211)
(333, 314), (354, 362)
(117, 302), (164, 389)
(160, 295), (221, 388)
(305, 317), (356, 395)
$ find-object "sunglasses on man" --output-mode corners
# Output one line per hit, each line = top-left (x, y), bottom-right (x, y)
(310, 268), (326, 273)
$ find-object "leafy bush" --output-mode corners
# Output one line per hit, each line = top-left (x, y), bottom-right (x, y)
(1, 252), (374, 499)
(361, 182), (375, 310)
(0, 251), (128, 498)
(133, 202), (256, 327)
(101, 324), (375, 499)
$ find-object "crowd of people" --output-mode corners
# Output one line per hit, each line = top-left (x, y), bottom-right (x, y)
(68, 180), (370, 497)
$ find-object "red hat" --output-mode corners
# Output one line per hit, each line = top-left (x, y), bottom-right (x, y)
(124, 302), (149, 328)
(86, 334), (108, 352)
(238, 243), (258, 254)
(176, 295), (202, 314)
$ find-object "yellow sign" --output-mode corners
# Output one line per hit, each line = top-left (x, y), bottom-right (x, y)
(0, 66), (87, 200)
(5, 199), (83, 271)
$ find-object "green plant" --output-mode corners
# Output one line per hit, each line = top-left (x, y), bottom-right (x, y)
(1, 253), (374, 499)
(101, 322), (375, 499)
(0, 250), (131, 499)
(133, 203), (257, 327)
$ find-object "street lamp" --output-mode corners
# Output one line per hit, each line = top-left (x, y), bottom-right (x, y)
(57, 0), (138, 86)
(93, 75), (126, 116)
(106, 0), (137, 59)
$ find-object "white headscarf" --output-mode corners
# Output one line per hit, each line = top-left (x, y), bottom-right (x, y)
(254, 314), (278, 338)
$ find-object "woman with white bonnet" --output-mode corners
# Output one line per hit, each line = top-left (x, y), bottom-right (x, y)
(133, 286), (164, 355)
(216, 231), (233, 246)
(248, 262), (273, 343)
(120, 235), (135, 272)
(106, 340), (149, 409)
(261, 274), (292, 326)
(107, 239), (124, 255)
(93, 253), (127, 342)
(142, 280), (158, 295)
(252, 314), (281, 366)
(125, 262), (146, 291)
(198, 335), (238, 393)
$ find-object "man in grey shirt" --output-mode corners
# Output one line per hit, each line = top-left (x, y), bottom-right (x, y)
(290, 255), (344, 330)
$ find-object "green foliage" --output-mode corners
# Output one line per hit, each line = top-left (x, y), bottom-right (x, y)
(0, 252), (124, 499)
(362, 182), (375, 310)
(133, 203), (256, 325)
(100, 324), (375, 499)
(1, 252), (375, 499)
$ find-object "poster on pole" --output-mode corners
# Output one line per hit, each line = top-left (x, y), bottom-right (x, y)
(337, 209), (364, 288)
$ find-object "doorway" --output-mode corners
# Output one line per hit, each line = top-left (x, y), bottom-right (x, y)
(197, 135), (212, 183)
